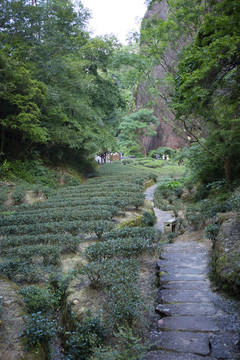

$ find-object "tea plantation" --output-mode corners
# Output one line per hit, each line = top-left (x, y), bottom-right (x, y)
(0, 163), (164, 359)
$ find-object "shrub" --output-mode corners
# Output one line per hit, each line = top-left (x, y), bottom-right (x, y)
(80, 220), (114, 239)
(186, 212), (205, 230)
(91, 327), (146, 360)
(0, 259), (40, 283)
(122, 159), (134, 165)
(141, 211), (155, 226)
(204, 224), (220, 241)
(64, 310), (105, 360)
(19, 286), (56, 313)
(81, 262), (106, 289)
(12, 185), (27, 204)
(22, 312), (56, 357)
(0, 186), (10, 205)
(106, 282), (143, 327)
(0, 234), (81, 254)
(173, 187), (184, 199)
(48, 272), (74, 303)
(230, 188), (240, 211)
(195, 184), (210, 201)
(4, 245), (60, 266)
(84, 237), (156, 264)
(131, 194), (145, 210)
(104, 226), (161, 242)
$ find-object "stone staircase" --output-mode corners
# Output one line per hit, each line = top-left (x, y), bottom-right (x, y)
(143, 241), (240, 360)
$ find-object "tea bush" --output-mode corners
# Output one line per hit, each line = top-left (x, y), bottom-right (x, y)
(0, 208), (114, 227)
(106, 282), (143, 327)
(0, 219), (83, 236)
(141, 211), (155, 226)
(0, 186), (10, 205)
(204, 224), (220, 241)
(80, 220), (115, 239)
(104, 226), (161, 242)
(84, 237), (156, 263)
(185, 207), (206, 230)
(0, 259), (40, 283)
(0, 234), (81, 253)
(3, 244), (60, 266)
(22, 312), (56, 357)
(48, 271), (74, 303)
(64, 310), (105, 360)
(91, 327), (145, 360)
(20, 286), (57, 313)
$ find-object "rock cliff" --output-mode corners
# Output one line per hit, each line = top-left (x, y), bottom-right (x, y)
(137, 0), (186, 153)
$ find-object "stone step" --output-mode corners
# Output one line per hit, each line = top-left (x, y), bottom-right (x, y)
(159, 266), (206, 274)
(162, 280), (210, 290)
(158, 316), (219, 332)
(149, 330), (210, 355)
(156, 260), (208, 270)
(156, 303), (217, 316)
(160, 273), (206, 282)
(159, 289), (212, 303)
(143, 350), (214, 360)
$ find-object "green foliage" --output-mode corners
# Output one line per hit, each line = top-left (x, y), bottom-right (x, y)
(122, 159), (135, 165)
(11, 185), (28, 204)
(19, 286), (56, 314)
(22, 312), (56, 355)
(65, 310), (106, 360)
(0, 259), (40, 283)
(230, 188), (240, 212)
(91, 327), (145, 360)
(172, 0), (240, 183)
(148, 147), (177, 159)
(118, 109), (158, 156)
(204, 225), (220, 241)
(1, 233), (81, 253)
(48, 272), (74, 304)
(0, 0), (125, 166)
(104, 226), (161, 242)
(0, 185), (10, 205)
(131, 158), (164, 169)
(141, 211), (155, 226)
(84, 236), (157, 264)
(80, 220), (115, 239)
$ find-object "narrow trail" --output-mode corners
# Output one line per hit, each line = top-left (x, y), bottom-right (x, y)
(144, 185), (240, 360)
(144, 184), (175, 233)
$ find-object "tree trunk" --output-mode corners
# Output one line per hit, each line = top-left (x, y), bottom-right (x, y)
(0, 127), (5, 159)
(224, 156), (232, 184)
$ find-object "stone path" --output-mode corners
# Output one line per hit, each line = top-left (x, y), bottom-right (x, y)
(143, 185), (240, 360)
(144, 184), (175, 233)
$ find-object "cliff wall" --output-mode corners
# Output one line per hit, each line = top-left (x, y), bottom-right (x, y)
(137, 0), (186, 152)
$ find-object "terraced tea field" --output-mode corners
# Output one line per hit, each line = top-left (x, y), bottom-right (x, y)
(0, 163), (164, 359)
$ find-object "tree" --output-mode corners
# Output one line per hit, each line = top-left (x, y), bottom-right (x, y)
(0, 0), (125, 165)
(172, 0), (240, 182)
(118, 109), (158, 156)
(0, 51), (48, 158)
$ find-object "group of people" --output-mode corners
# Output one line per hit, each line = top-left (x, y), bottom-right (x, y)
(156, 154), (170, 160)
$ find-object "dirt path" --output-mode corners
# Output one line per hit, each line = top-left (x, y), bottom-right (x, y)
(0, 280), (25, 360)
(144, 185), (240, 359)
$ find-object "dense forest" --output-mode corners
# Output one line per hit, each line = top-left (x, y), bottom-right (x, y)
(0, 0), (125, 171)
(1, 0), (240, 184)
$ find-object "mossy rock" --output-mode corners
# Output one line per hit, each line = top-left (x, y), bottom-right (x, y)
(144, 179), (156, 190)
(118, 215), (143, 228)
(211, 212), (240, 298)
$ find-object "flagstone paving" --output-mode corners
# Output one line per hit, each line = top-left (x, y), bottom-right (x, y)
(144, 185), (240, 360)
(143, 240), (240, 360)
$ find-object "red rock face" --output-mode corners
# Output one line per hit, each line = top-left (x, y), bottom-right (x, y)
(137, 0), (187, 152)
